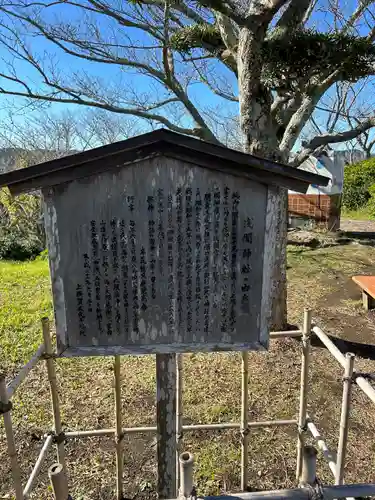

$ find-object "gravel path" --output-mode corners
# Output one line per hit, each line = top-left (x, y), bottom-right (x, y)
(340, 218), (375, 233)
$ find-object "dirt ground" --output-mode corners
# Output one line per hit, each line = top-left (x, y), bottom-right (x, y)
(340, 218), (375, 233)
(1, 240), (375, 499)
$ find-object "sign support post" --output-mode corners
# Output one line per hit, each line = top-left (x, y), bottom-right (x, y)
(156, 353), (177, 499)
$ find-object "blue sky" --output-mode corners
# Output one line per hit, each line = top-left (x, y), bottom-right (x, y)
(0, 0), (373, 150)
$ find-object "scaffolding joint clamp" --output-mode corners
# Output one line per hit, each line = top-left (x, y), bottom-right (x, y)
(42, 352), (57, 360)
(116, 432), (125, 444)
(49, 431), (66, 444)
(351, 372), (375, 383)
(298, 423), (308, 433)
(0, 400), (12, 414)
(240, 427), (250, 437)
(305, 479), (324, 500)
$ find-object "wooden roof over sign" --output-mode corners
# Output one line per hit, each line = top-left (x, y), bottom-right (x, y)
(0, 128), (329, 194)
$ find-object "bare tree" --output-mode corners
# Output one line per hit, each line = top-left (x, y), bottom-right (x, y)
(0, 109), (140, 162)
(298, 80), (375, 164)
(1, 0), (375, 325)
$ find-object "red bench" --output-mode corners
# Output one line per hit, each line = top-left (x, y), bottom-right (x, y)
(352, 276), (375, 311)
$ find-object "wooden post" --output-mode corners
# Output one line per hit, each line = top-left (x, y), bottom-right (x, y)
(241, 351), (249, 491)
(42, 318), (66, 470)
(156, 353), (177, 499)
(176, 354), (183, 493)
(114, 355), (124, 500)
(335, 352), (355, 485)
(296, 309), (312, 482)
(362, 291), (375, 311)
(48, 463), (71, 500)
(0, 374), (23, 500)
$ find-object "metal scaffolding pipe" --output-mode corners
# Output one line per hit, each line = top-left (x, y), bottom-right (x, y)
(179, 452), (194, 498)
(23, 434), (54, 497)
(313, 325), (375, 405)
(114, 355), (124, 500)
(336, 352), (355, 485)
(296, 309), (311, 482)
(0, 374), (23, 500)
(64, 420), (297, 440)
(306, 416), (337, 477)
(7, 343), (45, 400)
(176, 354), (183, 493)
(179, 483), (375, 500)
(269, 330), (302, 339)
(241, 351), (249, 491)
(49, 463), (71, 500)
(299, 446), (316, 486)
(42, 318), (66, 470)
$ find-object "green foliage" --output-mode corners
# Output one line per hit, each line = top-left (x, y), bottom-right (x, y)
(341, 205), (374, 221)
(0, 188), (45, 260)
(36, 248), (49, 261)
(263, 29), (375, 89)
(0, 259), (52, 368)
(342, 158), (375, 212)
(0, 230), (43, 260)
(171, 25), (375, 89)
(171, 24), (223, 53)
(367, 183), (375, 218)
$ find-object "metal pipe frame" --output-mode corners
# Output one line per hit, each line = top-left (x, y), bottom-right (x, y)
(241, 351), (249, 491)
(335, 352), (355, 485)
(4, 330), (303, 403)
(49, 463), (71, 500)
(5, 319), (375, 498)
(6, 343), (45, 400)
(23, 434), (53, 497)
(306, 416), (337, 477)
(179, 452), (194, 498)
(296, 309), (311, 482)
(114, 355), (124, 500)
(313, 325), (375, 404)
(42, 318), (66, 470)
(0, 374), (23, 500)
(176, 353), (183, 493)
(64, 420), (298, 440)
(269, 330), (302, 339)
(173, 483), (375, 500)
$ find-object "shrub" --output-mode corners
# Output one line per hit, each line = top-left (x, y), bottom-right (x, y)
(0, 228), (43, 260)
(0, 188), (45, 260)
(343, 158), (375, 210)
(367, 183), (375, 218)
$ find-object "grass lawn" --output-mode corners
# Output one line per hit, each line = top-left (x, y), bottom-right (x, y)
(1, 244), (375, 499)
(341, 206), (374, 221)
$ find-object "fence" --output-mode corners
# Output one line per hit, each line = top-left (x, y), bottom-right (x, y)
(2, 309), (375, 499)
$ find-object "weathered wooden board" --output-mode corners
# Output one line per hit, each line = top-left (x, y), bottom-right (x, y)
(43, 156), (270, 356)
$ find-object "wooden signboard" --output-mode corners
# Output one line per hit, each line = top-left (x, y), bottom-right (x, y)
(0, 129), (329, 499)
(43, 156), (273, 356)
(0, 129), (328, 359)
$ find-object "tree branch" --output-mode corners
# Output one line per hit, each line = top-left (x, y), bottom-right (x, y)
(276, 0), (313, 34)
(0, 75), (202, 135)
(215, 12), (238, 56)
(291, 115), (375, 166)
(342, 0), (375, 33)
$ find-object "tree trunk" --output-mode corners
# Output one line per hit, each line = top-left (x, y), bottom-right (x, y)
(269, 187), (288, 330)
(238, 27), (288, 330)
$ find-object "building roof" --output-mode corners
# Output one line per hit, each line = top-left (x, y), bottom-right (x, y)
(0, 128), (329, 195)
